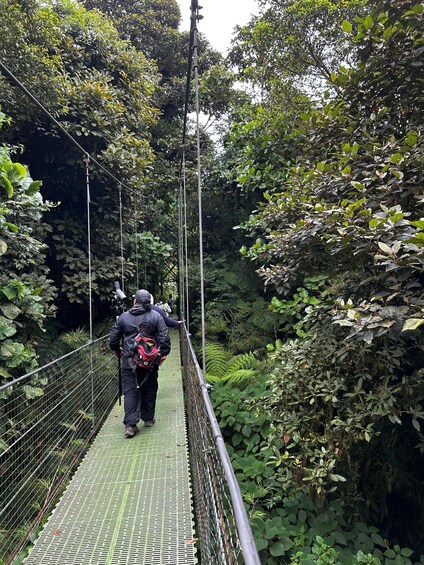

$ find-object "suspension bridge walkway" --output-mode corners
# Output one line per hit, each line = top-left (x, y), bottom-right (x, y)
(24, 330), (196, 565)
(0, 327), (260, 565)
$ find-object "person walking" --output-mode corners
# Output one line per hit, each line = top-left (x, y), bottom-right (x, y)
(151, 303), (180, 327)
(156, 295), (172, 315)
(149, 294), (182, 327)
(109, 289), (171, 437)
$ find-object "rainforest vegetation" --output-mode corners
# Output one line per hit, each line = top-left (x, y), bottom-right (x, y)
(0, 0), (423, 563)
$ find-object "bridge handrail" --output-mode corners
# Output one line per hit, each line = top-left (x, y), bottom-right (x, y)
(0, 335), (117, 563)
(0, 335), (107, 392)
(181, 326), (260, 565)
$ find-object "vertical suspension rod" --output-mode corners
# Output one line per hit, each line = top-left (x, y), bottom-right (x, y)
(183, 153), (190, 332)
(84, 154), (95, 431)
(191, 2), (206, 379)
(84, 154), (94, 344)
(118, 184), (125, 292)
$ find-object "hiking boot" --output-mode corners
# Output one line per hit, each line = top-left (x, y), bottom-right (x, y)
(144, 419), (155, 427)
(124, 425), (139, 438)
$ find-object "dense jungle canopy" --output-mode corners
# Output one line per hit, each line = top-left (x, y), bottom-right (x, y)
(0, 0), (423, 563)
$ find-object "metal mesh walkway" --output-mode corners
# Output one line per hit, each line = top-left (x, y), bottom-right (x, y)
(25, 332), (196, 565)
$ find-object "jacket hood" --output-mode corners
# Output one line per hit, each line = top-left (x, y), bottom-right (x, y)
(129, 304), (149, 315)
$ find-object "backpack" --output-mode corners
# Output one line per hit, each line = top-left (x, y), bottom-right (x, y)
(130, 332), (160, 370)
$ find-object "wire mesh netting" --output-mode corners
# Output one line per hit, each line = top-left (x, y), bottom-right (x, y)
(0, 336), (118, 564)
(180, 328), (260, 565)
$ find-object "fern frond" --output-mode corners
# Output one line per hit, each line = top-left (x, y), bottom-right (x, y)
(222, 369), (256, 385)
(204, 342), (229, 378)
(35, 324), (68, 364)
(206, 373), (221, 384)
(227, 352), (256, 372)
(60, 328), (89, 349)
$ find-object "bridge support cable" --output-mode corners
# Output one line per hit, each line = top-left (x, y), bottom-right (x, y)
(118, 183), (125, 293)
(178, 175), (185, 327)
(183, 162), (190, 331)
(0, 58), (131, 306)
(191, 1), (207, 382)
(84, 155), (96, 433)
(177, 2), (261, 563)
(0, 60), (134, 193)
(83, 155), (94, 345)
(178, 150), (190, 332)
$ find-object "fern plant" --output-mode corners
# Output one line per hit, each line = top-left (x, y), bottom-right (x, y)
(60, 328), (90, 350)
(203, 341), (229, 379)
(204, 342), (257, 385)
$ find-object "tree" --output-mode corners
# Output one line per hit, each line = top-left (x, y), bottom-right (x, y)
(0, 110), (56, 379)
(229, 0), (368, 96)
(0, 0), (159, 326)
(232, 0), (424, 549)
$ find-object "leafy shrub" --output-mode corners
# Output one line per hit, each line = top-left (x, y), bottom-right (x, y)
(0, 110), (56, 381)
(211, 378), (422, 564)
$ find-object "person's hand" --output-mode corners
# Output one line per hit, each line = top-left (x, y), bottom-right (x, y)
(177, 320), (184, 325)
(160, 356), (167, 365)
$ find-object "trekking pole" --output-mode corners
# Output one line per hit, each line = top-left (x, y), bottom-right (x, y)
(118, 348), (122, 405)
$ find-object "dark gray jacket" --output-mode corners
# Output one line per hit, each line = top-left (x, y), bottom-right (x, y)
(109, 304), (171, 367)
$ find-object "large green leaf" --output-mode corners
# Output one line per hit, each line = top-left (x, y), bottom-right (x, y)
(0, 323), (16, 340)
(1, 304), (21, 320)
(5, 162), (27, 186)
(0, 238), (7, 256)
(0, 172), (13, 197)
(0, 366), (11, 378)
(21, 385), (45, 399)
(402, 318), (424, 332)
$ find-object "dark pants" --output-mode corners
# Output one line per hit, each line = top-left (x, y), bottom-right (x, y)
(121, 364), (159, 425)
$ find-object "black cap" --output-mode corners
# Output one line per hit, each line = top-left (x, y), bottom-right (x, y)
(134, 289), (152, 304)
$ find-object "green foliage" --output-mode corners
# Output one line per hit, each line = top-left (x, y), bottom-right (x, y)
(127, 231), (174, 295)
(60, 328), (90, 350)
(269, 275), (330, 338)
(229, 0), (368, 95)
(211, 379), (419, 563)
(189, 257), (279, 353)
(0, 0), (159, 315)
(203, 341), (257, 385)
(0, 112), (56, 380)
(217, 0), (424, 554)
(203, 341), (230, 379)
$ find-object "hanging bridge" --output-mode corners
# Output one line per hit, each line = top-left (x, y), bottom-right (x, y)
(0, 0), (262, 563)
(0, 328), (260, 564)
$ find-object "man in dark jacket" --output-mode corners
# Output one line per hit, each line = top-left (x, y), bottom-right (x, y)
(109, 289), (171, 437)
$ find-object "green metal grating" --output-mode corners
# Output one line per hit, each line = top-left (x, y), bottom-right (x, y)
(25, 331), (197, 565)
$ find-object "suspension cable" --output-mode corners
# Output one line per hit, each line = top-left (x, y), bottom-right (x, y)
(0, 57), (134, 327)
(84, 155), (94, 344)
(191, 2), (206, 379)
(0, 59), (134, 193)
(183, 153), (190, 332)
(178, 175), (185, 324)
(178, 0), (200, 331)
(180, 4), (261, 563)
(118, 184), (125, 292)
(177, 3), (197, 329)
(135, 203), (140, 289)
